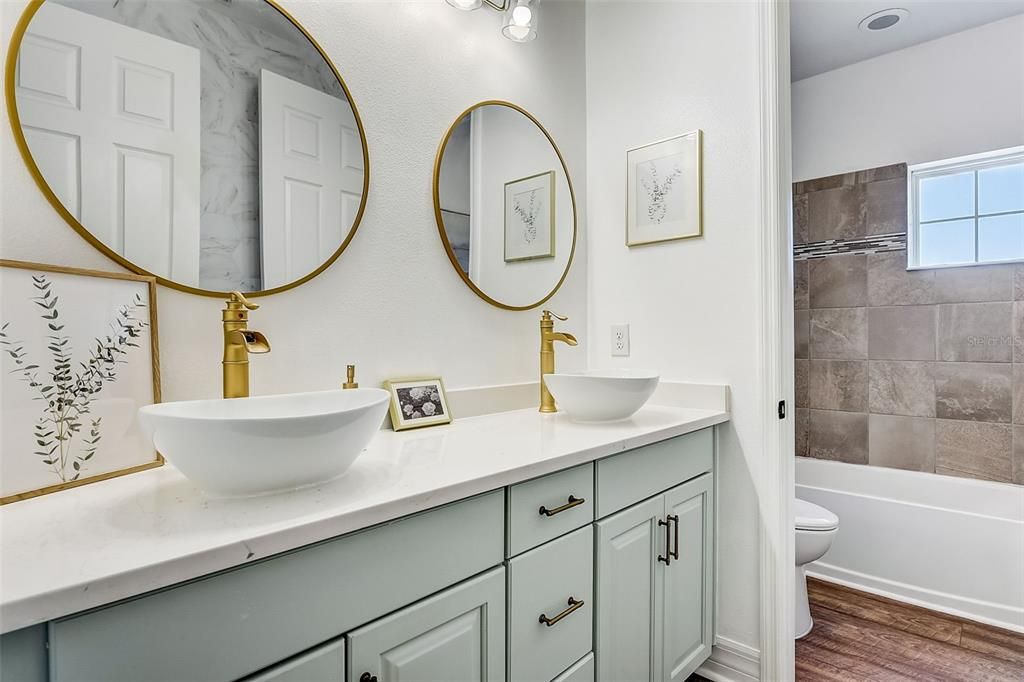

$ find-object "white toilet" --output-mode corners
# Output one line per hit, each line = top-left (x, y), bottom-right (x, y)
(795, 498), (839, 638)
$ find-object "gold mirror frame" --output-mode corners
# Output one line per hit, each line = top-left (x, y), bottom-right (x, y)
(432, 100), (577, 312)
(4, 0), (370, 298)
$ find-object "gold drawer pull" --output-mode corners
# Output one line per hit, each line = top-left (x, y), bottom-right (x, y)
(539, 597), (585, 627)
(539, 495), (585, 517)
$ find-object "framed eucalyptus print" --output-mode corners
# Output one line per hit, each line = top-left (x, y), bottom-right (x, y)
(626, 130), (703, 246)
(0, 260), (162, 504)
(505, 170), (556, 262)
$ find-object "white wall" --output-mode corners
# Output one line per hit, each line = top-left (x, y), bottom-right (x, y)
(0, 0), (589, 401)
(438, 118), (471, 215)
(792, 13), (1024, 181)
(586, 0), (762, 654)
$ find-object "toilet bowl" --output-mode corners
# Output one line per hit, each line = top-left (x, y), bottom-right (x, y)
(795, 498), (839, 639)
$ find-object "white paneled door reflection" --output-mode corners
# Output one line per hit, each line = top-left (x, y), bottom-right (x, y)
(15, 2), (200, 286)
(259, 69), (363, 289)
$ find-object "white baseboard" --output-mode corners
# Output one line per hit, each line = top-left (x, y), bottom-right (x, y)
(697, 636), (760, 682)
(807, 565), (1024, 634)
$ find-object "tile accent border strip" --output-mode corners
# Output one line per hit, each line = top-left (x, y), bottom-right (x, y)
(794, 232), (906, 261)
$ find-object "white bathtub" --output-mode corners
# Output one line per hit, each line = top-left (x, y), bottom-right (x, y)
(796, 457), (1024, 633)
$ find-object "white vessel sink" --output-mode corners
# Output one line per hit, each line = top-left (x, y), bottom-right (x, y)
(544, 369), (660, 422)
(138, 389), (390, 497)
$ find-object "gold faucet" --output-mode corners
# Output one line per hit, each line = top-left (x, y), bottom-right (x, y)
(222, 291), (270, 398)
(342, 364), (359, 389)
(540, 310), (578, 413)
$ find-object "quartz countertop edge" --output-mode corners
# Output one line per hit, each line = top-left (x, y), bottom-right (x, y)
(0, 405), (728, 634)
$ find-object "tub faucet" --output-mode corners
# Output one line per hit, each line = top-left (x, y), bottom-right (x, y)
(540, 310), (578, 413)
(222, 291), (270, 399)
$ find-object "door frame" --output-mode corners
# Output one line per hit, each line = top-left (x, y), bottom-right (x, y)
(756, 1), (795, 680)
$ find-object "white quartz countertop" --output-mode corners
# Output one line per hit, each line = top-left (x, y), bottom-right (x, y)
(0, 404), (727, 633)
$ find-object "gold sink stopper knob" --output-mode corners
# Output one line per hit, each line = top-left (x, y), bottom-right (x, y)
(343, 364), (359, 389)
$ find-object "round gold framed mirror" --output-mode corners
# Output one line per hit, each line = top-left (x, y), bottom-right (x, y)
(6, 0), (369, 297)
(433, 100), (577, 311)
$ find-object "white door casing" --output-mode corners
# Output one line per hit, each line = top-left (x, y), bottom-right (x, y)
(15, 2), (201, 286)
(259, 69), (363, 289)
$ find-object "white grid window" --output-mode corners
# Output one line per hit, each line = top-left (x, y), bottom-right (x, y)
(909, 146), (1024, 269)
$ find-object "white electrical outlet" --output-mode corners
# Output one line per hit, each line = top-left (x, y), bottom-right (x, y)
(611, 324), (630, 357)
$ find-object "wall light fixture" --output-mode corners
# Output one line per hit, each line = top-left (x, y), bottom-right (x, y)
(446, 0), (539, 43)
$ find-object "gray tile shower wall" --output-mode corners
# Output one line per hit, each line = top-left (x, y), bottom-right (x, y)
(793, 163), (1024, 485)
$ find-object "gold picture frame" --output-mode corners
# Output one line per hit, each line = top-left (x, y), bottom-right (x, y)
(0, 260), (163, 504)
(504, 170), (556, 263)
(383, 377), (452, 431)
(626, 129), (704, 247)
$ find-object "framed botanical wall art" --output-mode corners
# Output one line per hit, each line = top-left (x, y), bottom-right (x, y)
(0, 260), (162, 504)
(505, 170), (556, 262)
(626, 129), (703, 246)
(383, 377), (452, 431)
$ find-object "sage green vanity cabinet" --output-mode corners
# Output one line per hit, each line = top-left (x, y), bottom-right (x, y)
(48, 491), (504, 682)
(0, 624), (46, 682)
(595, 473), (714, 682)
(1, 426), (719, 682)
(243, 639), (346, 682)
(347, 568), (506, 682)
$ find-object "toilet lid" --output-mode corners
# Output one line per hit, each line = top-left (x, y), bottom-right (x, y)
(795, 498), (838, 531)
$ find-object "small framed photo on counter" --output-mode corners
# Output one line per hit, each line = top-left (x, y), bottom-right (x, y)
(384, 377), (452, 431)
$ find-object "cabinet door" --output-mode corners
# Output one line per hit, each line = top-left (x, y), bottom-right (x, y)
(595, 496), (665, 682)
(347, 567), (505, 682)
(662, 475), (714, 682)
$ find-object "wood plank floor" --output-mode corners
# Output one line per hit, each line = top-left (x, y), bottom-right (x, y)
(797, 578), (1024, 681)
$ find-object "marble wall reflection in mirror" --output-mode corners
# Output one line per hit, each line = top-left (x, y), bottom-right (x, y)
(9, 0), (367, 294)
(435, 102), (576, 310)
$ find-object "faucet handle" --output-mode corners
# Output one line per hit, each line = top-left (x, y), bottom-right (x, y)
(542, 310), (568, 322)
(227, 291), (260, 311)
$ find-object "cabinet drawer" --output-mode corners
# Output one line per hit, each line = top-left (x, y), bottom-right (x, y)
(508, 463), (593, 556)
(508, 526), (593, 682)
(49, 491), (504, 682)
(553, 653), (594, 682)
(244, 638), (345, 682)
(596, 429), (712, 518)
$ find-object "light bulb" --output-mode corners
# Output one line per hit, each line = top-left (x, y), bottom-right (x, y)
(501, 0), (538, 42)
(511, 5), (532, 25)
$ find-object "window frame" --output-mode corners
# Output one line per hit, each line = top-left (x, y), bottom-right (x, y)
(907, 145), (1024, 271)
